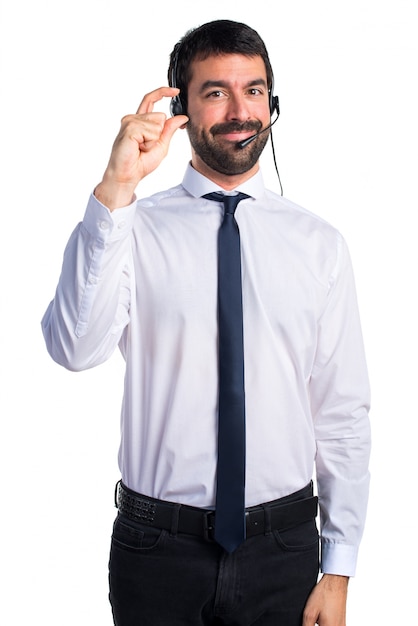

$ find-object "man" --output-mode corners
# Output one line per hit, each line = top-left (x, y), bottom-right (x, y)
(42, 19), (371, 626)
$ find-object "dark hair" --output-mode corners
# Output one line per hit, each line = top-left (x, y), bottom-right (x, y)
(168, 20), (274, 112)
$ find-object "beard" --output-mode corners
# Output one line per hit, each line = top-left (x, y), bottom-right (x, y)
(187, 118), (270, 176)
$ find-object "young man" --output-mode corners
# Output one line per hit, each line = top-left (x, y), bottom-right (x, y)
(42, 20), (371, 625)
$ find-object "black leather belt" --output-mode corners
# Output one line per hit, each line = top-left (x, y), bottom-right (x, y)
(115, 481), (318, 541)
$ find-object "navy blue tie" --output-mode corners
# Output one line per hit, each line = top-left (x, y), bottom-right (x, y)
(203, 191), (250, 553)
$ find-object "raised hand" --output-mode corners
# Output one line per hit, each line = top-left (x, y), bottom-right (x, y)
(95, 86), (188, 210)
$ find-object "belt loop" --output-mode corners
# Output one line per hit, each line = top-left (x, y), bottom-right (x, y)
(170, 504), (181, 537)
(262, 504), (272, 536)
(114, 479), (122, 509)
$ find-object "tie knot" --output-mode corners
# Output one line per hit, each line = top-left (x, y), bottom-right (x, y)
(203, 192), (250, 216)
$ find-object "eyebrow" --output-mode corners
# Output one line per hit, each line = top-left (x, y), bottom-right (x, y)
(199, 78), (268, 93)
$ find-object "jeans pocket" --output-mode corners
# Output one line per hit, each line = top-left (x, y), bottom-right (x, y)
(111, 514), (166, 552)
(273, 519), (319, 553)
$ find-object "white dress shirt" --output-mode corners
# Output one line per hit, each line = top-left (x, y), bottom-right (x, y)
(42, 163), (371, 576)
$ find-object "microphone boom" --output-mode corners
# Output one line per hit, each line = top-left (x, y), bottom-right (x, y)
(237, 113), (279, 149)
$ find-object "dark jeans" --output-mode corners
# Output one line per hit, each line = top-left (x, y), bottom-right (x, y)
(108, 492), (319, 625)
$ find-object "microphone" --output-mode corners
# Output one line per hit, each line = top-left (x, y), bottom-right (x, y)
(237, 113), (279, 149)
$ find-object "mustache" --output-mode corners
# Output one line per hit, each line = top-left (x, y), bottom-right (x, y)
(210, 121), (262, 135)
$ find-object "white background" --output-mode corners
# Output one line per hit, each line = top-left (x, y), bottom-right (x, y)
(1, 0), (417, 623)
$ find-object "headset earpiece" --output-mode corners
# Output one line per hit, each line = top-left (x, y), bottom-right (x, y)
(270, 93), (280, 117)
(269, 74), (280, 117)
(170, 95), (185, 117)
(170, 53), (186, 116)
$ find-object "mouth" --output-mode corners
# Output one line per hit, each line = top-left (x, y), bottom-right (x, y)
(216, 130), (256, 143)
(211, 122), (261, 145)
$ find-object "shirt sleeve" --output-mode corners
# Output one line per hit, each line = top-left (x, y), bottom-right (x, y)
(310, 233), (371, 577)
(41, 193), (137, 371)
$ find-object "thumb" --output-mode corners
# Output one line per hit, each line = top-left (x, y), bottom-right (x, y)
(161, 114), (189, 145)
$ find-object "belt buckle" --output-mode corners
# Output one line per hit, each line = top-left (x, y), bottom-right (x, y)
(203, 510), (215, 541)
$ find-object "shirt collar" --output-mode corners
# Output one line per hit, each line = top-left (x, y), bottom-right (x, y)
(181, 162), (265, 199)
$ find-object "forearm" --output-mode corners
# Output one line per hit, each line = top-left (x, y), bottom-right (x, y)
(316, 430), (371, 576)
(311, 234), (371, 576)
(41, 194), (134, 370)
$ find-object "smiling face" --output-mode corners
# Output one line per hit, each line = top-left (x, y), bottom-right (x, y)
(185, 54), (271, 189)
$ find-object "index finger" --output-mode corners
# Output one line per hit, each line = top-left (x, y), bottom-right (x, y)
(136, 86), (180, 115)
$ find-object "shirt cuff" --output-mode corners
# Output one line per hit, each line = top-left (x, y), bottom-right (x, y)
(321, 540), (359, 577)
(82, 192), (137, 242)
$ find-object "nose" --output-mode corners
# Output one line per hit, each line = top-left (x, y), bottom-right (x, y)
(226, 93), (251, 122)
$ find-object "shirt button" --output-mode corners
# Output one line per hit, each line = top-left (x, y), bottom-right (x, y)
(118, 220), (126, 229)
(88, 276), (98, 285)
(99, 220), (110, 230)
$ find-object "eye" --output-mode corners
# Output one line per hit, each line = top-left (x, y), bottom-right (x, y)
(206, 90), (225, 99)
(247, 87), (263, 96)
